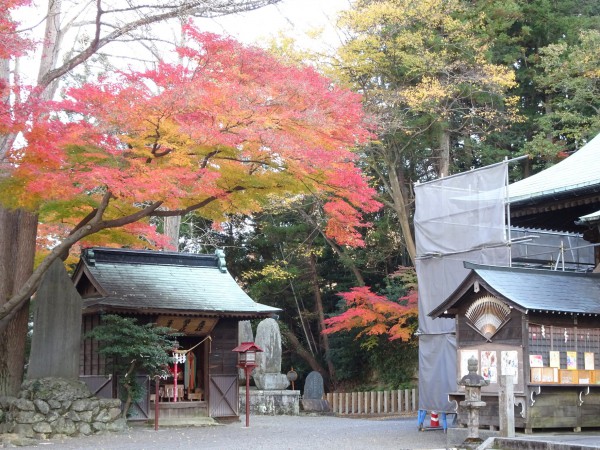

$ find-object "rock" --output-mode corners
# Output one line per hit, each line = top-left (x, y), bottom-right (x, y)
(92, 421), (107, 432)
(94, 409), (111, 423)
(15, 410), (45, 424)
(48, 399), (62, 410)
(14, 398), (35, 411)
(78, 422), (92, 435)
(32, 421), (53, 434)
(106, 418), (127, 432)
(61, 400), (72, 410)
(71, 398), (91, 412)
(34, 399), (50, 415)
(78, 410), (93, 422)
(99, 398), (121, 409)
(108, 407), (122, 420)
(66, 410), (81, 422)
(54, 417), (77, 435)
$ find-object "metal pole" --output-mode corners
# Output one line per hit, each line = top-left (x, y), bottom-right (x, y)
(245, 366), (251, 427)
(174, 361), (178, 402)
(154, 375), (160, 431)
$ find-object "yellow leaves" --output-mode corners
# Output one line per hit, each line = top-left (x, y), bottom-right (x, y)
(244, 264), (294, 282)
(402, 77), (450, 110)
(480, 63), (517, 90)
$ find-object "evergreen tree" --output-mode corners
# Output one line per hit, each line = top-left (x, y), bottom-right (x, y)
(85, 315), (180, 418)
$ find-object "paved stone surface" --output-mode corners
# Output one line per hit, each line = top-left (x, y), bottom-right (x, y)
(7, 414), (600, 449)
(9, 415), (448, 449)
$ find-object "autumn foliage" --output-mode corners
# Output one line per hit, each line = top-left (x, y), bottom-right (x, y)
(322, 285), (418, 342)
(1, 26), (380, 253)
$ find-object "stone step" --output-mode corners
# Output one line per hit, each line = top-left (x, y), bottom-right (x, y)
(148, 416), (219, 427)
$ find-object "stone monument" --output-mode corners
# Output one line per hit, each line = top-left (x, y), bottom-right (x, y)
(239, 318), (299, 415)
(27, 259), (82, 379)
(300, 371), (330, 412)
(253, 318), (289, 390)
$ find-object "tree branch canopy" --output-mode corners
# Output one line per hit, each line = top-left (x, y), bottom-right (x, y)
(0, 25), (381, 332)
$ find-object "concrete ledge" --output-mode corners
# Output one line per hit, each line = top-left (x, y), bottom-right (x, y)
(491, 437), (600, 450)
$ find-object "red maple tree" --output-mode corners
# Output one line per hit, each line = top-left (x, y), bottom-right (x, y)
(322, 268), (418, 342)
(0, 26), (381, 328)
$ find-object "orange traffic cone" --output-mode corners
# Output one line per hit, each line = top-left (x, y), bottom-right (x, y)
(430, 411), (440, 427)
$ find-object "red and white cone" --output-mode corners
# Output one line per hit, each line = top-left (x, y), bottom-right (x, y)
(430, 411), (440, 427)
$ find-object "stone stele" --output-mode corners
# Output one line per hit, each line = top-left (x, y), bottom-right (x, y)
(253, 318), (289, 390)
(300, 371), (330, 412)
(27, 259), (82, 380)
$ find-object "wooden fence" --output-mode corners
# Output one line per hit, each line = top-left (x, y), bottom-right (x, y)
(325, 389), (418, 415)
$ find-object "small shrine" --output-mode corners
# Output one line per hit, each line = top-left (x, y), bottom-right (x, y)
(73, 247), (280, 422)
(430, 262), (600, 433)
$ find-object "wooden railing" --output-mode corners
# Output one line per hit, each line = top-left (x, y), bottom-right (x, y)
(324, 388), (418, 415)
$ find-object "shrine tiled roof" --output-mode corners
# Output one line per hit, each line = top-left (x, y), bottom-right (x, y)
(508, 133), (600, 205)
(74, 247), (280, 318)
(429, 263), (600, 318)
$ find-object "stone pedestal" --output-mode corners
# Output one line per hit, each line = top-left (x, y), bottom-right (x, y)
(239, 388), (300, 415)
(253, 373), (290, 390)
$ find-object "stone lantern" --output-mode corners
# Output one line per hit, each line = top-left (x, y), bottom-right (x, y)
(458, 356), (489, 448)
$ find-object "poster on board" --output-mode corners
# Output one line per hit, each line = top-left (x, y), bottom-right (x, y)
(501, 350), (518, 384)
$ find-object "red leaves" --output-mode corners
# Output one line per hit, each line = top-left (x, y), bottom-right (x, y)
(4, 25), (380, 251)
(323, 286), (418, 341)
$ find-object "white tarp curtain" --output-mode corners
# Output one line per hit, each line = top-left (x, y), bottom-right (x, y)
(414, 162), (510, 412)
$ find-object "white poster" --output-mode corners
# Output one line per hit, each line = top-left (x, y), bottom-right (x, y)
(501, 350), (519, 384)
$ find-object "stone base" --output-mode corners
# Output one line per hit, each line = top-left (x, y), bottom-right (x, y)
(300, 399), (331, 412)
(253, 373), (290, 390)
(446, 427), (498, 449)
(240, 388), (299, 415)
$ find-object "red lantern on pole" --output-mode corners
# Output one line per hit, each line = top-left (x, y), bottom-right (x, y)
(232, 342), (263, 428)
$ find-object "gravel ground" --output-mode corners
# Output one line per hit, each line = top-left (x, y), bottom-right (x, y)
(10, 415), (448, 450)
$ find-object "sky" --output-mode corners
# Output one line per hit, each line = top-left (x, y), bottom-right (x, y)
(13, 0), (351, 85)
(195, 0), (350, 50)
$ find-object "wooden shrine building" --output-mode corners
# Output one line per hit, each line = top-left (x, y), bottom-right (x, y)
(72, 247), (280, 420)
(430, 263), (600, 432)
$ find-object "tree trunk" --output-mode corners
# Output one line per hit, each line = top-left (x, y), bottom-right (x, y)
(0, 208), (38, 395)
(309, 252), (336, 389)
(321, 235), (365, 286)
(388, 164), (417, 265)
(438, 128), (451, 177)
(281, 329), (329, 386)
(37, 0), (63, 100)
(163, 215), (182, 251)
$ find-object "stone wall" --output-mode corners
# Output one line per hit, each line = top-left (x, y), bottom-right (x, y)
(0, 378), (126, 440)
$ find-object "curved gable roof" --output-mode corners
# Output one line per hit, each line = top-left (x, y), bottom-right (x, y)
(509, 133), (600, 205)
(74, 247), (280, 318)
(429, 263), (600, 318)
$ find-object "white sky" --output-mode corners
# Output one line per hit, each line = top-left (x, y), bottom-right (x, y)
(13, 0), (351, 85)
(195, 0), (350, 50)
